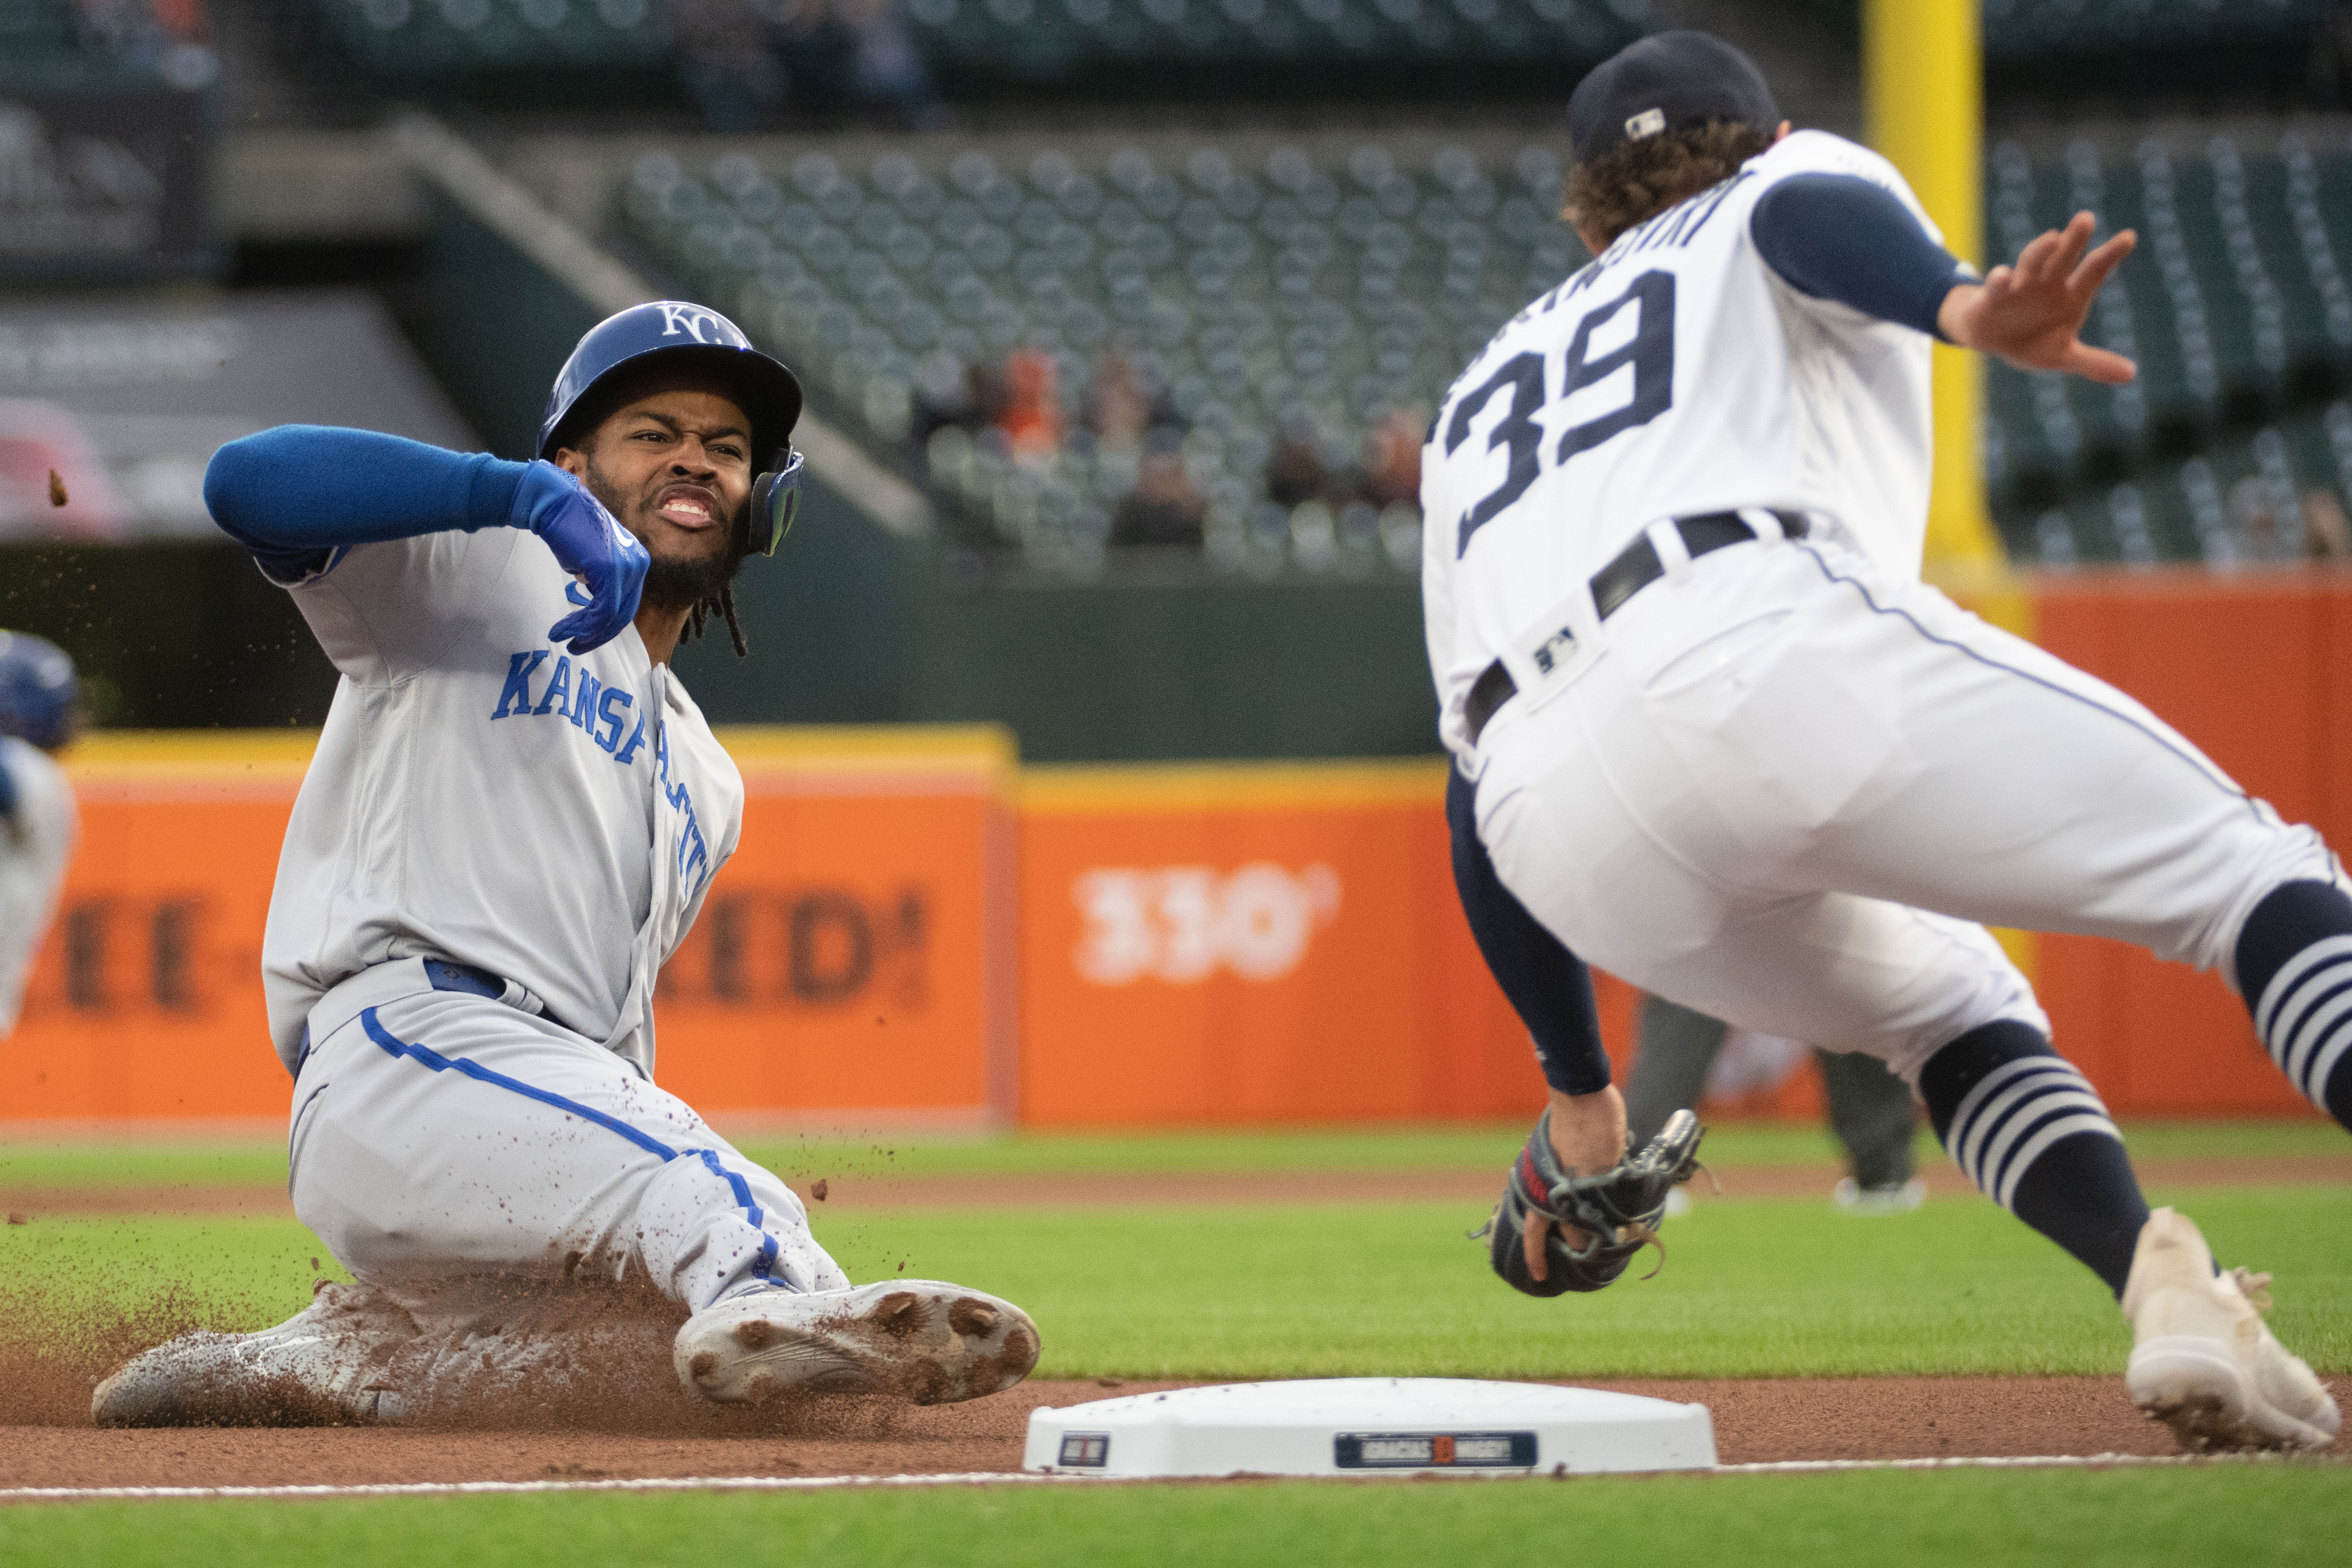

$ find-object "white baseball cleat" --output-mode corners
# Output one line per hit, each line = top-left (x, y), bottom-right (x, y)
(1832, 1176), (1927, 1215)
(2122, 1206), (2339, 1452)
(91, 1284), (417, 1427)
(674, 1280), (1040, 1407)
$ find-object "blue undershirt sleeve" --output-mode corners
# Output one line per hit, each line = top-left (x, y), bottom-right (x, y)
(204, 426), (532, 583)
(1447, 768), (1612, 1096)
(1750, 172), (1975, 340)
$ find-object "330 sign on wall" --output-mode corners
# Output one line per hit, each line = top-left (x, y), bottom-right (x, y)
(1073, 863), (1342, 985)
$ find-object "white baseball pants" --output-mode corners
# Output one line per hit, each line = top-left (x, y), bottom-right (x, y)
(1473, 528), (2338, 1085)
(287, 959), (848, 1325)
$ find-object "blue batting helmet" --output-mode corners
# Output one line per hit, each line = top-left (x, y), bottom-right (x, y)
(0, 631), (78, 751)
(540, 301), (806, 557)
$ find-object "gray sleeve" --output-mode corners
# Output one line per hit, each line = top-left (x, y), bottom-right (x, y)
(288, 528), (542, 685)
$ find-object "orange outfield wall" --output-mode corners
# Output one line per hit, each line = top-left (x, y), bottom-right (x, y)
(1015, 762), (1537, 1127)
(2, 728), (1018, 1128)
(2029, 569), (2352, 1116)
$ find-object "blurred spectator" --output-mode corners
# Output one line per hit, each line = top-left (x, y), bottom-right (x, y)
(2323, 3), (2352, 106)
(1355, 407), (1423, 511)
(771, 0), (857, 120)
(1083, 346), (1176, 452)
(1111, 430), (1207, 548)
(69, 0), (217, 87)
(1266, 416), (1335, 508)
(768, 0), (941, 128)
(995, 347), (1063, 463)
(2230, 476), (2294, 561)
(673, 0), (786, 132)
(146, 0), (205, 40)
(2304, 489), (2352, 560)
(74, 0), (165, 51)
(835, 0), (943, 127)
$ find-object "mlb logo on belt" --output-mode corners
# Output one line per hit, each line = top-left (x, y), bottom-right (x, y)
(1531, 625), (1576, 675)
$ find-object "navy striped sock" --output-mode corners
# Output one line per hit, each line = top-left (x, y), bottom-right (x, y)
(1918, 1020), (2148, 1297)
(2234, 880), (2352, 1133)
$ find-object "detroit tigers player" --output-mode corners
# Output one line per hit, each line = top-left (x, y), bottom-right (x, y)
(1431, 31), (2343, 1450)
(93, 301), (1038, 1425)
(0, 632), (80, 1042)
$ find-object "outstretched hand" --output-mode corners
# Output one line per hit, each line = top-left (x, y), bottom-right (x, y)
(1938, 211), (2138, 385)
(513, 460), (650, 656)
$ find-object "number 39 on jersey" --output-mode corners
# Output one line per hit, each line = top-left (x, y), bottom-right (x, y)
(1441, 268), (1678, 557)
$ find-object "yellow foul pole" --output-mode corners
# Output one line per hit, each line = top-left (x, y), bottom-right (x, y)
(1864, 0), (2034, 975)
(1863, 0), (2008, 583)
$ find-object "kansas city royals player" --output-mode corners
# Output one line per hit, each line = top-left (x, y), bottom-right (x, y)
(94, 302), (1038, 1425)
(1429, 31), (2343, 1450)
(0, 632), (80, 1042)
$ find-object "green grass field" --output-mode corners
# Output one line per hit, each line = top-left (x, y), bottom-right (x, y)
(4, 1463), (2349, 1568)
(0, 1116), (2342, 1190)
(4, 1120), (2346, 1380)
(5, 1186), (2346, 1379)
(3, 1120), (2345, 1564)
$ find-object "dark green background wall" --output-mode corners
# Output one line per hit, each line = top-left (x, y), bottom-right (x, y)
(0, 198), (1439, 761)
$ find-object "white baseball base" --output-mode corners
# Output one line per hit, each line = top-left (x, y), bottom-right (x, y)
(1022, 1378), (1717, 1478)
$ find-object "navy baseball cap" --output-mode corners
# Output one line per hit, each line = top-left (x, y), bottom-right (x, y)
(541, 300), (802, 472)
(1566, 30), (1781, 166)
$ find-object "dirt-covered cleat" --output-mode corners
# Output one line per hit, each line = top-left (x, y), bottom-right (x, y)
(91, 1283), (418, 1428)
(2122, 1207), (2339, 1452)
(673, 1280), (1040, 1407)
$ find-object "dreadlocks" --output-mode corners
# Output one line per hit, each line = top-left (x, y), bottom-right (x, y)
(681, 580), (751, 658)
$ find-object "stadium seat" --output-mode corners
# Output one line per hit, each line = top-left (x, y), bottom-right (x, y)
(308, 0), (674, 96)
(900, 0), (1656, 100)
(1805, 0), (2332, 95)
(628, 140), (1586, 573)
(0, 0), (191, 88)
(304, 0), (1649, 100)
(630, 131), (2352, 573)
(1987, 134), (2352, 566)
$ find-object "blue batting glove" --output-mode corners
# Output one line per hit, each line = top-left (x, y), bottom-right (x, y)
(512, 460), (650, 655)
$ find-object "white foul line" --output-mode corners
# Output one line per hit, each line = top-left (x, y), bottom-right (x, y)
(0, 1450), (2321, 1504)
(0, 1470), (1080, 1504)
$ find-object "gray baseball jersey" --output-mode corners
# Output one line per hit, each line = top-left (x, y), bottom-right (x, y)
(0, 735), (76, 1038)
(260, 526), (741, 1078)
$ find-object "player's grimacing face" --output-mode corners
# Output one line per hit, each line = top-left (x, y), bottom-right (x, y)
(557, 386), (754, 570)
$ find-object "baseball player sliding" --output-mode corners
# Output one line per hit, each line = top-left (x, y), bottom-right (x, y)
(1432, 31), (2343, 1452)
(0, 632), (80, 1042)
(94, 302), (1038, 1425)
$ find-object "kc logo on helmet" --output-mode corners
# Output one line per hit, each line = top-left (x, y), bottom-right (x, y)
(655, 302), (746, 347)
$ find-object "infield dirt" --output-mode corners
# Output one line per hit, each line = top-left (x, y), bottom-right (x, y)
(12, 1374), (2348, 1487)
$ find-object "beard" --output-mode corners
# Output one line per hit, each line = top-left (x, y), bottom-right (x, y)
(581, 459), (749, 612)
(641, 546), (744, 612)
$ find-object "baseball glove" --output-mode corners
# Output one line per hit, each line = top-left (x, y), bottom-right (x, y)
(1475, 1108), (1706, 1297)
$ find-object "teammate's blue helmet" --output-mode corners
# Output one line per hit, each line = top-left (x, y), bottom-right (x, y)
(540, 301), (807, 557)
(0, 631), (78, 751)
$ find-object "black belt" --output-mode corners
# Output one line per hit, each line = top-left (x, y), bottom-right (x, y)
(424, 957), (565, 1031)
(1464, 509), (1808, 747)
